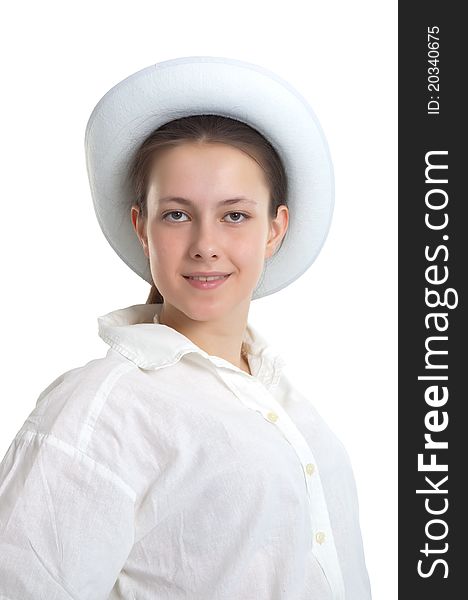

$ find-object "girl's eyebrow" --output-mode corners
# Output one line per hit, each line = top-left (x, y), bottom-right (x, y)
(158, 196), (258, 207)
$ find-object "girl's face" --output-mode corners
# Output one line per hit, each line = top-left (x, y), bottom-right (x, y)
(132, 142), (288, 323)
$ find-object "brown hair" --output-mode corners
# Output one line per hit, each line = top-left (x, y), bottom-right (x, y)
(127, 114), (288, 304)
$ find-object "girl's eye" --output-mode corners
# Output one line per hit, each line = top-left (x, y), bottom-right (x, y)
(224, 212), (249, 223)
(163, 211), (189, 222)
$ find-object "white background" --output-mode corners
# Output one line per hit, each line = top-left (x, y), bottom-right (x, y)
(0, 1), (397, 597)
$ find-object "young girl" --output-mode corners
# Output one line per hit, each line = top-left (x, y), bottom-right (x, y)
(0, 57), (371, 599)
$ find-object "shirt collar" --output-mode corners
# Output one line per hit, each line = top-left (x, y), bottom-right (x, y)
(97, 303), (287, 386)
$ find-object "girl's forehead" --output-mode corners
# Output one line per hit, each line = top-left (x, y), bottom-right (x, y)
(148, 144), (270, 201)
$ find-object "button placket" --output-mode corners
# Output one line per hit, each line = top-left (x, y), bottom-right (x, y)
(257, 384), (346, 599)
(214, 369), (346, 600)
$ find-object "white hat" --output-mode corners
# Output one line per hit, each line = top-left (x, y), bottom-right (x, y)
(84, 56), (334, 300)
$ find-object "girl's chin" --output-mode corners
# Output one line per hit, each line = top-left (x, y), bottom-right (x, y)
(175, 299), (239, 323)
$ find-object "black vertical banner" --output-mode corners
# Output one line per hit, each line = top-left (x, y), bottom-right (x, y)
(399, 3), (465, 596)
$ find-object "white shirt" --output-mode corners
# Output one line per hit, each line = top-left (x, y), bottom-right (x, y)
(0, 303), (372, 599)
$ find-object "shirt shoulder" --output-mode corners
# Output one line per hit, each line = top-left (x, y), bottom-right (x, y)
(9, 350), (146, 487)
(17, 349), (133, 442)
(13, 348), (217, 498)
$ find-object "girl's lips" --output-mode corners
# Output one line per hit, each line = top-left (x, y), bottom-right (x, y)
(183, 273), (231, 290)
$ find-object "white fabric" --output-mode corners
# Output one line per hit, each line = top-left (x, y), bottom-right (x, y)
(85, 56), (334, 299)
(0, 303), (372, 599)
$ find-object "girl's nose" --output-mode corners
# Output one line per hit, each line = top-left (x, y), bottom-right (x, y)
(189, 222), (220, 260)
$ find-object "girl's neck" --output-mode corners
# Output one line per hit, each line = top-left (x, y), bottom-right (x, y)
(158, 301), (251, 374)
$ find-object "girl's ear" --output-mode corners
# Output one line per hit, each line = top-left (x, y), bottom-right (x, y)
(265, 205), (289, 258)
(131, 205), (149, 258)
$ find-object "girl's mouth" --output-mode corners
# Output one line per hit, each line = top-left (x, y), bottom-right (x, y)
(183, 274), (231, 289)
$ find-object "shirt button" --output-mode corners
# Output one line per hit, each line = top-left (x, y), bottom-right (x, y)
(266, 411), (279, 423)
(305, 463), (315, 475)
(315, 531), (326, 545)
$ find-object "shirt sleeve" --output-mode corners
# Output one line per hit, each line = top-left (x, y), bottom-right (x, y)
(0, 429), (135, 600)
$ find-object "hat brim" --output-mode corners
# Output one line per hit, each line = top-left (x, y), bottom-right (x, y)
(84, 56), (334, 300)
